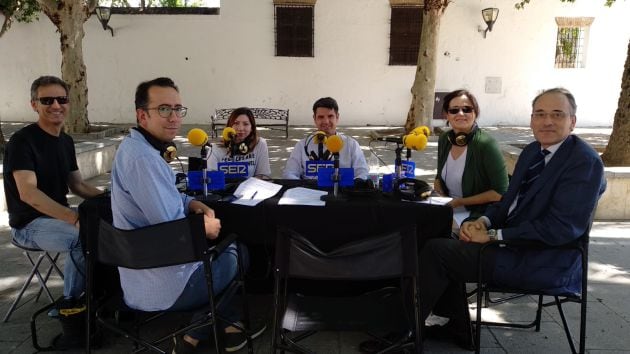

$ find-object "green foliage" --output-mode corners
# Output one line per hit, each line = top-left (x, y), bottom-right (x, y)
(0, 0), (40, 23)
(516, 0), (618, 9)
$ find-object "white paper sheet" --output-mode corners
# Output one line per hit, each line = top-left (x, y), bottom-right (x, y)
(231, 177), (283, 206)
(417, 196), (453, 205)
(278, 187), (328, 206)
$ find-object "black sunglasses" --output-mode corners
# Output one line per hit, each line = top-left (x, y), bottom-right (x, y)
(37, 96), (69, 105)
(447, 106), (474, 115)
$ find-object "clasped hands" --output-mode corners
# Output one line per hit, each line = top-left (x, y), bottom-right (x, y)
(460, 219), (492, 243)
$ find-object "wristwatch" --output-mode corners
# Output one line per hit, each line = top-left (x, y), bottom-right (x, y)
(488, 229), (498, 241)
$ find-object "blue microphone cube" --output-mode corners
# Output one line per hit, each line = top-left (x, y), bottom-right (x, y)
(187, 170), (226, 191)
(317, 168), (354, 188)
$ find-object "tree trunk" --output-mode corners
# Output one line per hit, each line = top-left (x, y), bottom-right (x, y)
(38, 0), (91, 133)
(601, 39), (630, 166)
(405, 1), (447, 133)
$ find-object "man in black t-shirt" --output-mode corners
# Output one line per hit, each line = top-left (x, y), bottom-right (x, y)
(3, 76), (103, 318)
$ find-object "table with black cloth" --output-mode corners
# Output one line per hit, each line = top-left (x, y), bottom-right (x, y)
(202, 179), (475, 349)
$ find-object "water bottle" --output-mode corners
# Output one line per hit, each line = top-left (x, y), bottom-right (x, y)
(368, 152), (381, 190)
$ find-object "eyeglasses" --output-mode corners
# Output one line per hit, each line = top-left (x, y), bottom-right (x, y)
(447, 106), (474, 115)
(37, 96), (69, 105)
(145, 105), (188, 118)
(531, 111), (569, 121)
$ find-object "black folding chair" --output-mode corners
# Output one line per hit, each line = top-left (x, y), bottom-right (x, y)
(271, 225), (421, 353)
(474, 221), (593, 354)
(3, 239), (64, 323)
(85, 212), (253, 354)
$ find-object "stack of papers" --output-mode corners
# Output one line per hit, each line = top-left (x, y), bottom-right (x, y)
(231, 177), (282, 206)
(278, 187), (328, 206)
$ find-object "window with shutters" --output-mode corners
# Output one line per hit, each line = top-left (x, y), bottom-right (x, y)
(389, 6), (422, 66)
(275, 5), (314, 57)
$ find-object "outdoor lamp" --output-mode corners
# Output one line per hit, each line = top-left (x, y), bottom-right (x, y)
(95, 6), (114, 37)
(479, 7), (499, 39)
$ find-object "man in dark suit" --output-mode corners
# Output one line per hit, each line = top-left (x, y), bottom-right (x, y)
(419, 87), (606, 322)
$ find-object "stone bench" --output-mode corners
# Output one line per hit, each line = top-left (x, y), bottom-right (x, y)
(211, 108), (289, 139)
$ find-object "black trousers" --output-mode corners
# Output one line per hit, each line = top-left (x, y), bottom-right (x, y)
(419, 238), (496, 321)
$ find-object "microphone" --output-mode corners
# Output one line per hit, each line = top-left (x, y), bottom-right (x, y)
(325, 135), (344, 154)
(411, 126), (431, 137)
(187, 128), (209, 147)
(313, 130), (327, 145)
(402, 125), (430, 150)
(403, 133), (428, 151)
(222, 127), (237, 142)
(376, 136), (403, 144)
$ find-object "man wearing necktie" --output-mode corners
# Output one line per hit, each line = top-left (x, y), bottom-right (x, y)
(417, 88), (606, 323)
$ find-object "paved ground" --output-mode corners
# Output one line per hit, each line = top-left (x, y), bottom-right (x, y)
(1, 124), (628, 353)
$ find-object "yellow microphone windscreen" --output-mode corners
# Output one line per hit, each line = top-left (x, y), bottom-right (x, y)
(412, 126), (431, 137)
(404, 133), (428, 150)
(313, 131), (327, 145)
(326, 135), (344, 153)
(187, 128), (208, 147)
(222, 127), (237, 142)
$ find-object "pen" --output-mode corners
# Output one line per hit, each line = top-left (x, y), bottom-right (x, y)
(250, 191), (258, 199)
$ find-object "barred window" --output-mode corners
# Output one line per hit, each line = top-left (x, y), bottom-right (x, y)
(389, 6), (423, 66)
(275, 5), (314, 57)
(554, 17), (594, 69)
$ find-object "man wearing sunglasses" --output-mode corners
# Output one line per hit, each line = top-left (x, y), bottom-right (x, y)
(3, 75), (105, 347)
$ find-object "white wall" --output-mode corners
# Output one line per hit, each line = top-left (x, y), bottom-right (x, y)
(1, 0), (628, 127)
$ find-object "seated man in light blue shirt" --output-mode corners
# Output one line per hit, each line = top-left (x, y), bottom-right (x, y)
(110, 77), (264, 353)
(283, 97), (369, 180)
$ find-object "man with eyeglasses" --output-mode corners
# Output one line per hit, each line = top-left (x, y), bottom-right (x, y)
(110, 77), (264, 353)
(3, 75), (105, 347)
(416, 88), (606, 334)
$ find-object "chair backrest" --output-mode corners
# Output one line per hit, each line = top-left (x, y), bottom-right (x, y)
(275, 225), (417, 280)
(97, 214), (207, 269)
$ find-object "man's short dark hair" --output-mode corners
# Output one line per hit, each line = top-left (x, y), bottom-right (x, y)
(532, 87), (577, 116)
(30, 76), (69, 101)
(135, 77), (179, 110)
(313, 97), (339, 114)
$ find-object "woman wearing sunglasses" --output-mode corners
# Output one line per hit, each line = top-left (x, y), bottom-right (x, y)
(434, 89), (508, 230)
(208, 107), (271, 179)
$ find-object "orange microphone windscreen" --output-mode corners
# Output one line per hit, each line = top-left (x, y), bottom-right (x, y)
(222, 127), (237, 142)
(187, 128), (208, 147)
(326, 135), (344, 153)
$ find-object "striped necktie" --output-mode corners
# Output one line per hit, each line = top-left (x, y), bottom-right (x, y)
(516, 149), (551, 206)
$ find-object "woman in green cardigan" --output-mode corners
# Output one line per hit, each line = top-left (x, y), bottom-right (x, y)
(434, 89), (509, 225)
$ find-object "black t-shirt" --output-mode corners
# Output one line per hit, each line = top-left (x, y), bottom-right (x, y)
(3, 123), (78, 228)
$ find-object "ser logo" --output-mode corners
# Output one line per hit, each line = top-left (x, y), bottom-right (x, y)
(305, 160), (334, 177)
(218, 162), (249, 178)
(401, 161), (415, 178)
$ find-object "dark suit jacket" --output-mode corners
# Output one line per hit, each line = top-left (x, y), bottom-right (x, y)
(485, 135), (606, 295)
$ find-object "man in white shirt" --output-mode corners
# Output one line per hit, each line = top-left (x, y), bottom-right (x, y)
(282, 97), (368, 180)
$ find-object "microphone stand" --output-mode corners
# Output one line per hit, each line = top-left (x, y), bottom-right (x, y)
(198, 145), (221, 202)
(201, 145), (209, 198)
(394, 144), (404, 179)
(321, 152), (346, 202)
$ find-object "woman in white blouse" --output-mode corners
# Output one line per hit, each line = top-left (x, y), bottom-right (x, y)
(209, 107), (271, 179)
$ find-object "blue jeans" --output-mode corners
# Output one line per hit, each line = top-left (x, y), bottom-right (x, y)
(11, 215), (85, 299)
(168, 242), (248, 341)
